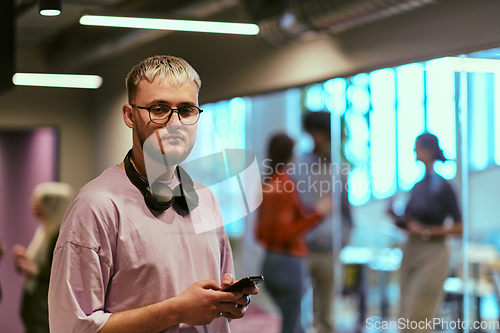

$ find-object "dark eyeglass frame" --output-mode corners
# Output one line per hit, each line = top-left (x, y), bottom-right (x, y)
(130, 104), (203, 125)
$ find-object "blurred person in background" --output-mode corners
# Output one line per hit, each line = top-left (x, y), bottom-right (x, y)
(387, 132), (462, 333)
(257, 132), (331, 333)
(12, 181), (73, 333)
(297, 111), (353, 333)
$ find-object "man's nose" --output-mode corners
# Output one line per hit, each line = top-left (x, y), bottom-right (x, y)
(165, 110), (182, 127)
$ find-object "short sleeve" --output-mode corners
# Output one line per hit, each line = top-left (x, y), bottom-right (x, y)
(49, 243), (112, 333)
(48, 190), (116, 333)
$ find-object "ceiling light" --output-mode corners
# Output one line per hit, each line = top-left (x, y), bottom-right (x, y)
(12, 73), (103, 89)
(39, 0), (61, 16)
(80, 15), (260, 35)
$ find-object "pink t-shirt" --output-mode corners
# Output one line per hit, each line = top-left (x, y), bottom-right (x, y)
(48, 165), (234, 333)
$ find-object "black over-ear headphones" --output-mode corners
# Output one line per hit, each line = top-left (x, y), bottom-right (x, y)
(124, 150), (199, 212)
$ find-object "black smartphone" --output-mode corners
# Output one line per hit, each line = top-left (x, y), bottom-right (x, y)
(222, 275), (264, 292)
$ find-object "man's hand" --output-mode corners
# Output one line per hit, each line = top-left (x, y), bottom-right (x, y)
(174, 279), (239, 326)
(220, 273), (259, 319)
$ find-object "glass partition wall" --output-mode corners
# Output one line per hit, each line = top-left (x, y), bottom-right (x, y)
(200, 46), (500, 333)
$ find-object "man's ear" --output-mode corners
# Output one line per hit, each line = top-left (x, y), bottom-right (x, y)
(122, 104), (134, 129)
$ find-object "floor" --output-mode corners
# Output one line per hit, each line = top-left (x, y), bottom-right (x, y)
(228, 285), (500, 333)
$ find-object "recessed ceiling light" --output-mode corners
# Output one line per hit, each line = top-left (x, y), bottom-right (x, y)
(12, 73), (103, 89)
(79, 15), (260, 35)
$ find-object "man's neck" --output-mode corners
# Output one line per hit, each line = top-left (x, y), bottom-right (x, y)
(131, 148), (176, 181)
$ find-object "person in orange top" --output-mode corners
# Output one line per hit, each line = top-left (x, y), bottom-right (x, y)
(257, 133), (330, 333)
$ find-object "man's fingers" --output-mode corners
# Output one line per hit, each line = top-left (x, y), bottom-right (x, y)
(218, 302), (238, 312)
(241, 284), (259, 295)
(221, 273), (233, 286)
(199, 279), (221, 290)
(232, 294), (250, 305)
(224, 305), (247, 319)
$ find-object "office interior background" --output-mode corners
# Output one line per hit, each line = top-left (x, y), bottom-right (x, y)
(1, 0), (500, 332)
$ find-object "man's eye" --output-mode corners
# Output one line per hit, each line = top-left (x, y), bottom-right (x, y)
(179, 107), (196, 116)
(151, 105), (168, 113)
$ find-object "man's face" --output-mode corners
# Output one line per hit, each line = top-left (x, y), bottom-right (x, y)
(131, 78), (199, 166)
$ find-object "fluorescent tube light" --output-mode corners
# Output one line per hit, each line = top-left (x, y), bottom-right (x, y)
(80, 15), (260, 35)
(39, 0), (62, 16)
(12, 73), (103, 89)
(40, 9), (61, 16)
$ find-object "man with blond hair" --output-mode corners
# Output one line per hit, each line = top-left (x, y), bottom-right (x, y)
(48, 55), (257, 333)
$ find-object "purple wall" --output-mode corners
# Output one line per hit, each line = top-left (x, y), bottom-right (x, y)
(0, 128), (58, 332)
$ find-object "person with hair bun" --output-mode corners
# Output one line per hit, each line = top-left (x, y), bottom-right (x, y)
(12, 181), (74, 333)
(388, 132), (463, 333)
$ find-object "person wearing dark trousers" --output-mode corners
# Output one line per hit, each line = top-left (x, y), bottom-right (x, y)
(297, 111), (353, 333)
(257, 133), (330, 333)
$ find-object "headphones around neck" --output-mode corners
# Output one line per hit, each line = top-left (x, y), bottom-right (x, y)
(124, 150), (199, 212)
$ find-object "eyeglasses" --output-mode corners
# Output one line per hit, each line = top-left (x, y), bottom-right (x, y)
(131, 104), (203, 125)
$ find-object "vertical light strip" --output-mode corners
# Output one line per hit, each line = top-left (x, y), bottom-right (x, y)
(396, 63), (425, 191)
(370, 69), (397, 199)
(425, 57), (457, 179)
(348, 74), (370, 115)
(225, 97), (247, 236)
(285, 88), (303, 140)
(324, 78), (347, 115)
(346, 74), (371, 205)
(469, 73), (489, 171)
(305, 83), (324, 111)
(458, 54), (470, 333)
(494, 63), (500, 165)
(345, 112), (371, 206)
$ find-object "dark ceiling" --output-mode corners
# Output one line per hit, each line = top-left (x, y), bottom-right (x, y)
(13, 0), (444, 73)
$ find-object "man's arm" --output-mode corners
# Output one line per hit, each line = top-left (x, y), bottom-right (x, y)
(98, 279), (242, 333)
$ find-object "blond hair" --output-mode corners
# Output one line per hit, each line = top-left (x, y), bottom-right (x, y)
(33, 181), (74, 233)
(125, 55), (201, 102)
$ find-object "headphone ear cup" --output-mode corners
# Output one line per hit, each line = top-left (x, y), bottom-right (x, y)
(145, 182), (174, 211)
(173, 166), (199, 212)
(173, 183), (199, 211)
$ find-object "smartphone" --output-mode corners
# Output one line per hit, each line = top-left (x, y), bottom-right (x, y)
(222, 275), (264, 292)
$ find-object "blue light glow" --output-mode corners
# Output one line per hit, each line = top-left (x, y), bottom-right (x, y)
(305, 84), (324, 111)
(324, 78), (347, 115)
(494, 65), (500, 165)
(369, 69), (397, 198)
(469, 73), (489, 171)
(347, 79), (370, 115)
(433, 160), (457, 180)
(426, 58), (457, 168)
(347, 166), (371, 206)
(345, 113), (369, 162)
(396, 63), (425, 191)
